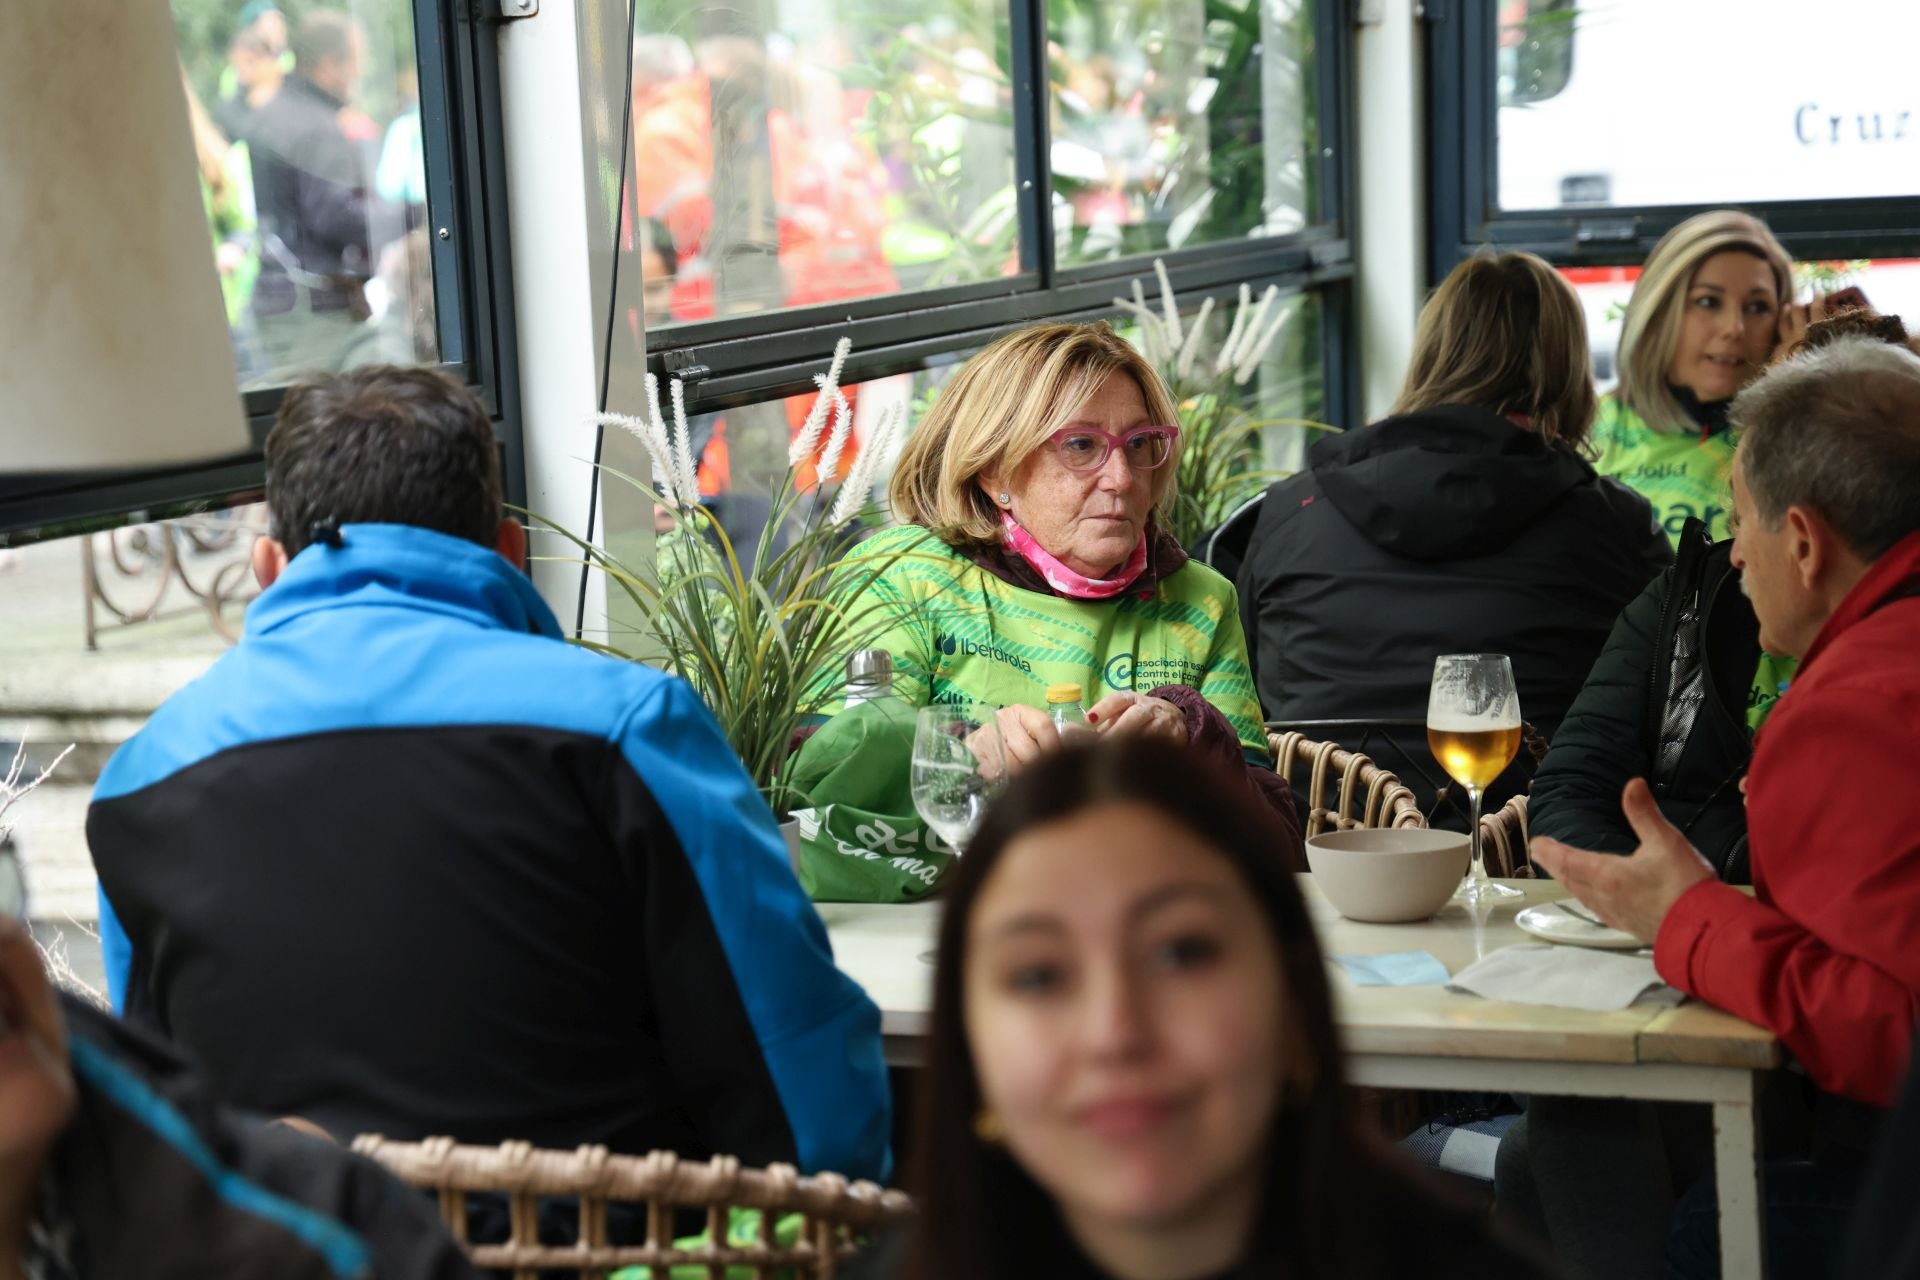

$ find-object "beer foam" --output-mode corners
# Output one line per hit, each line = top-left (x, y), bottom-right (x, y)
(1427, 712), (1522, 732)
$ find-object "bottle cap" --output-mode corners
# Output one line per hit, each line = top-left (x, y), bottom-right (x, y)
(847, 649), (893, 682)
(1045, 682), (1084, 704)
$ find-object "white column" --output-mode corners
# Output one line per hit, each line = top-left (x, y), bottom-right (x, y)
(495, 0), (616, 635)
(1353, 0), (1427, 423)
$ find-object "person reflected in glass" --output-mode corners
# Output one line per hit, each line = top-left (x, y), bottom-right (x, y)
(1238, 252), (1672, 828)
(212, 1), (288, 143)
(844, 737), (1547, 1280)
(802, 323), (1298, 896)
(246, 10), (400, 380)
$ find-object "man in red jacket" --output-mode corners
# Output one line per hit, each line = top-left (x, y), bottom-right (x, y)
(1533, 333), (1920, 1109)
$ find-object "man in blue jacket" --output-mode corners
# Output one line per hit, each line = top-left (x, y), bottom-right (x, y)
(86, 365), (890, 1185)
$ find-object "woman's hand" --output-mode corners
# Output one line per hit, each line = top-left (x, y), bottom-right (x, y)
(978, 703), (1062, 778)
(1087, 691), (1189, 745)
(1777, 294), (1829, 354)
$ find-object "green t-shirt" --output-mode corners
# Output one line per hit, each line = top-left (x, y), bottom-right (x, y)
(1592, 395), (1736, 545)
(822, 524), (1269, 755)
(1590, 399), (1797, 731)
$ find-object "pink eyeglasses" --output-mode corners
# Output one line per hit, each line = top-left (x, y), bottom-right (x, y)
(1047, 425), (1181, 472)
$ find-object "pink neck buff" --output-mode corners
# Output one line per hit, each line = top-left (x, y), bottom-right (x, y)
(1000, 510), (1149, 600)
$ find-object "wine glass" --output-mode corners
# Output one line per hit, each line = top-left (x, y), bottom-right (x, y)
(1427, 655), (1524, 902)
(911, 703), (1004, 855)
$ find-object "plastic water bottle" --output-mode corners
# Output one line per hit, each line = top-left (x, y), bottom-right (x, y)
(1046, 682), (1094, 741)
(844, 649), (894, 708)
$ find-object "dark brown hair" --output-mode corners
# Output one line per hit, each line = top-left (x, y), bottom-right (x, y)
(903, 738), (1364, 1280)
(1778, 306), (1909, 362)
(265, 365), (501, 556)
(1392, 252), (1596, 451)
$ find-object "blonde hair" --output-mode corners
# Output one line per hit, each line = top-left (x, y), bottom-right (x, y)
(1616, 211), (1794, 435)
(1392, 252), (1597, 450)
(888, 322), (1182, 546)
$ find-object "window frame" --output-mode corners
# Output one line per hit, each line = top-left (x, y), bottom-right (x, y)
(641, 0), (1358, 431)
(1425, 0), (1920, 280)
(0, 0), (525, 543)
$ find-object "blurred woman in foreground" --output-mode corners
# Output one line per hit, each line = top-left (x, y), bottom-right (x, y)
(853, 738), (1545, 1280)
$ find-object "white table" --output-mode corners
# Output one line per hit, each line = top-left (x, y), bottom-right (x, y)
(818, 876), (1780, 1278)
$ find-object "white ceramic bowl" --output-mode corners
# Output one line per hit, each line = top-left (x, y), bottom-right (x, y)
(1305, 828), (1470, 923)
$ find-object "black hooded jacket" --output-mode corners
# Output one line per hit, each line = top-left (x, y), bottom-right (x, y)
(1237, 404), (1671, 814)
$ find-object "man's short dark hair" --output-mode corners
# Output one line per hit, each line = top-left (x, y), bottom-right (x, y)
(291, 10), (358, 72)
(1733, 336), (1920, 561)
(265, 365), (501, 556)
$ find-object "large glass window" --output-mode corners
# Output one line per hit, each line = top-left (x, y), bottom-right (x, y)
(1496, 0), (1920, 212)
(630, 0), (1020, 329)
(1049, 0), (1317, 267)
(171, 0), (438, 386)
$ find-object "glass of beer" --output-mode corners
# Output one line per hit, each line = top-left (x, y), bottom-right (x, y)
(1427, 654), (1524, 902)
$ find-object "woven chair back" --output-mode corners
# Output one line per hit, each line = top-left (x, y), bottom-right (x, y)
(350, 1137), (913, 1280)
(1269, 732), (1427, 836)
(1477, 793), (1533, 878)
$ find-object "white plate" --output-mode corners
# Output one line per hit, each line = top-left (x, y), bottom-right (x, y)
(1516, 903), (1646, 950)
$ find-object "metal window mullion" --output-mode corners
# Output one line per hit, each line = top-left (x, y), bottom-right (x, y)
(444, 0), (525, 508)
(1009, 0), (1055, 286)
(413, 0), (466, 368)
(673, 262), (1347, 412)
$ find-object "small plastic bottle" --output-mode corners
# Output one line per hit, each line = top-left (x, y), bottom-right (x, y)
(844, 649), (894, 708)
(1046, 682), (1094, 741)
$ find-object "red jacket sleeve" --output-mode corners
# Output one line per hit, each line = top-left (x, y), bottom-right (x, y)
(1653, 693), (1920, 1107)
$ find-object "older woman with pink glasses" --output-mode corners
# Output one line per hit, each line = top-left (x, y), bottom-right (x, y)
(797, 322), (1298, 902)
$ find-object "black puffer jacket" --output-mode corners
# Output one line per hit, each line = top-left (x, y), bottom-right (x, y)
(1237, 404), (1671, 816)
(44, 995), (475, 1279)
(1529, 519), (1762, 881)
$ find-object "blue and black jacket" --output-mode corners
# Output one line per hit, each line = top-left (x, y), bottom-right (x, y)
(88, 524), (890, 1182)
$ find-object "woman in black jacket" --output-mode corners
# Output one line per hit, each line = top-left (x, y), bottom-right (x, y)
(1237, 252), (1672, 819)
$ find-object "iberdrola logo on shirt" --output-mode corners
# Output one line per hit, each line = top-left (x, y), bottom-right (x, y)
(936, 633), (1033, 674)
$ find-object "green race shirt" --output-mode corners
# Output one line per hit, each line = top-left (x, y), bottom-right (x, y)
(824, 524), (1269, 757)
(1590, 401), (1798, 731)
(1592, 395), (1736, 545)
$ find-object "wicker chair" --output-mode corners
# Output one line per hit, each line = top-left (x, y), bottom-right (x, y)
(1477, 793), (1534, 878)
(1268, 731), (1426, 836)
(350, 1137), (913, 1280)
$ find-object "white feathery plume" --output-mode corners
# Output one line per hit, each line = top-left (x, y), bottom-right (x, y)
(1174, 295), (1215, 382)
(1129, 277), (1162, 361)
(1234, 293), (1294, 386)
(1215, 283), (1253, 375)
(1112, 297), (1166, 343)
(788, 336), (853, 464)
(668, 377), (699, 506)
(1230, 285), (1278, 370)
(830, 400), (903, 526)
(597, 410), (676, 507)
(815, 388), (854, 482)
(1153, 258), (1183, 353)
(788, 374), (833, 465)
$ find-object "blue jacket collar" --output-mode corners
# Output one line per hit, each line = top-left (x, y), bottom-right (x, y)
(245, 523), (563, 640)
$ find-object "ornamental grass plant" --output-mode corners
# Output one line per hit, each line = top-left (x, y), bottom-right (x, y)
(1113, 258), (1336, 546)
(542, 340), (931, 817)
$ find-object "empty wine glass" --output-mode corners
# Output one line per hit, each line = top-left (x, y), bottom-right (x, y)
(1427, 655), (1524, 902)
(911, 703), (1004, 855)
